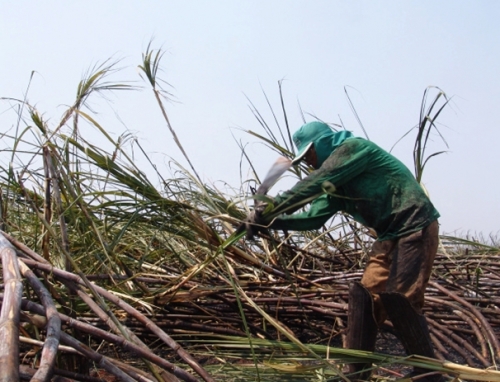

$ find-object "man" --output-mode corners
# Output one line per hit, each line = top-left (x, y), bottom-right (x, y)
(247, 121), (441, 381)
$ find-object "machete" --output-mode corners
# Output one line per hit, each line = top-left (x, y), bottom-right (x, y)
(233, 156), (292, 237)
(255, 156), (292, 197)
(234, 156), (292, 239)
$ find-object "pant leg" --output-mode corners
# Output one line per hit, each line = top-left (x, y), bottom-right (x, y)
(360, 220), (439, 322)
(385, 220), (439, 312)
(380, 222), (442, 380)
(345, 282), (379, 381)
(360, 239), (395, 325)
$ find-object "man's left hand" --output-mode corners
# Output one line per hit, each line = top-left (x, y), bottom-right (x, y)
(244, 209), (266, 240)
(236, 202), (268, 240)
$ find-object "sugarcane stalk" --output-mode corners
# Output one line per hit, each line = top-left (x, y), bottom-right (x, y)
(58, 331), (136, 382)
(19, 364), (104, 382)
(0, 233), (23, 382)
(18, 259), (61, 382)
(42, 146), (52, 261)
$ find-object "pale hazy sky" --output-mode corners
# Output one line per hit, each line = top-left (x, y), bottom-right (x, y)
(2, 1), (499, 237)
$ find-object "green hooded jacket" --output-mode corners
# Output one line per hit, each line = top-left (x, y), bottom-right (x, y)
(272, 122), (440, 241)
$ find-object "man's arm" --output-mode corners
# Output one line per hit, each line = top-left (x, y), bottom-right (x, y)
(273, 139), (372, 216)
(271, 194), (345, 231)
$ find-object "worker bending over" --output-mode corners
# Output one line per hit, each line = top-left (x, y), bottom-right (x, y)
(245, 121), (441, 381)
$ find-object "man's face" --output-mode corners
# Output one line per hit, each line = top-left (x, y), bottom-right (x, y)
(304, 146), (318, 169)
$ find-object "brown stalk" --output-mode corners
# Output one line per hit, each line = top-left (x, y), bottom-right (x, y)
(0, 191), (5, 232)
(106, 357), (158, 381)
(58, 331), (136, 382)
(0, 234), (23, 382)
(44, 145), (71, 272)
(18, 259), (61, 382)
(1, 230), (50, 264)
(42, 146), (52, 261)
(19, 364), (106, 382)
(44, 145), (90, 372)
(428, 331), (448, 360)
(453, 309), (491, 360)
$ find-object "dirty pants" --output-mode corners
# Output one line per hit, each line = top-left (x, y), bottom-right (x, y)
(360, 220), (439, 325)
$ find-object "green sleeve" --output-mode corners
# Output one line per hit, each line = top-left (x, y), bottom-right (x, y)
(273, 139), (371, 216)
(271, 194), (345, 231)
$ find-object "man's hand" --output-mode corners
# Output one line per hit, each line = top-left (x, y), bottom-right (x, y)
(236, 201), (269, 240)
(244, 209), (265, 240)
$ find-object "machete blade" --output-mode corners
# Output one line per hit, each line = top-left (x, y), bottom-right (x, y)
(255, 156), (292, 196)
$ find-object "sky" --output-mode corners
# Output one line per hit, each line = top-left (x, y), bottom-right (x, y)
(1, 1), (499, 237)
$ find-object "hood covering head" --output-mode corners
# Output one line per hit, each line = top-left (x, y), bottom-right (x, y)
(292, 121), (354, 167)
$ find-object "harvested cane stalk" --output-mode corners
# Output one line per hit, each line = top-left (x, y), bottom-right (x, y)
(18, 259), (61, 382)
(42, 146), (52, 262)
(0, 234), (23, 382)
(19, 364), (105, 382)
(59, 331), (137, 382)
(19, 336), (79, 355)
(44, 145), (71, 272)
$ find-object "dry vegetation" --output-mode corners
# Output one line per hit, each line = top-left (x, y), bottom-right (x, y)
(0, 46), (499, 382)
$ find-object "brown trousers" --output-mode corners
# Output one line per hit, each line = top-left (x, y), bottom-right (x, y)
(360, 221), (439, 325)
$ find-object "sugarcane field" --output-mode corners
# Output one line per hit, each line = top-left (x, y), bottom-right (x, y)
(1, 44), (500, 382)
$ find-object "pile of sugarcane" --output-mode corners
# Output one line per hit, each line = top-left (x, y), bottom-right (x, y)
(2, 227), (500, 381)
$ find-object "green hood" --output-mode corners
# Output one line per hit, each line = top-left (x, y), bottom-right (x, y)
(292, 121), (353, 167)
